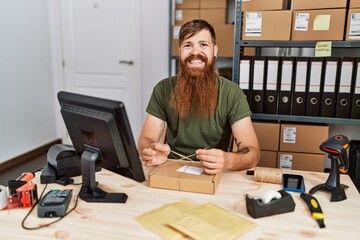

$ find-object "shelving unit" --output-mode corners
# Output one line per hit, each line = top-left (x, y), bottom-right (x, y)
(231, 0), (360, 125)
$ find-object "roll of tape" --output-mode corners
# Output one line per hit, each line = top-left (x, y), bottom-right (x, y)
(0, 185), (8, 209)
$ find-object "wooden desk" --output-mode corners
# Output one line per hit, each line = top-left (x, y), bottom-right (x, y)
(1, 167), (359, 240)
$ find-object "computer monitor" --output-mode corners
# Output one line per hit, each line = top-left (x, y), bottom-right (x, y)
(57, 91), (145, 203)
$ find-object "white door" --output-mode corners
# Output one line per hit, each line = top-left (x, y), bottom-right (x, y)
(60, 0), (142, 140)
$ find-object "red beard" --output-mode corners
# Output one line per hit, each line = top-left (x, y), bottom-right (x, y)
(170, 54), (218, 118)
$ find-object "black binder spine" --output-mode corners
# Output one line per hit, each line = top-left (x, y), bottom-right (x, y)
(264, 57), (280, 114)
(320, 57), (340, 118)
(335, 57), (355, 118)
(306, 57), (323, 117)
(278, 57), (295, 115)
(351, 57), (360, 119)
(250, 56), (266, 113)
(292, 57), (309, 116)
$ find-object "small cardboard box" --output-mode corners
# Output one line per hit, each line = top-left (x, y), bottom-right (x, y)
(291, 9), (346, 41)
(350, 0), (360, 9)
(214, 24), (234, 57)
(292, 0), (347, 10)
(277, 152), (325, 172)
(279, 123), (329, 154)
(253, 122), (280, 151)
(242, 0), (287, 11)
(259, 150), (277, 168)
(174, 9), (199, 26)
(200, 0), (227, 9)
(175, 0), (200, 9)
(200, 9), (227, 25)
(149, 160), (221, 194)
(345, 9), (360, 41)
(242, 10), (292, 40)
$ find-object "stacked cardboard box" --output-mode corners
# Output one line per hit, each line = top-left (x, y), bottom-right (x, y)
(291, 0), (347, 40)
(346, 0), (360, 41)
(253, 122), (329, 172)
(241, 0), (290, 41)
(172, 0), (230, 57)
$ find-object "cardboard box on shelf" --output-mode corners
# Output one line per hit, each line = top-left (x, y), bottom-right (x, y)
(242, 10), (292, 40)
(200, 0), (227, 9)
(345, 9), (360, 41)
(149, 160), (221, 194)
(291, 9), (346, 41)
(200, 9), (227, 25)
(242, 0), (287, 11)
(277, 152), (325, 172)
(213, 24), (234, 57)
(350, 0), (360, 9)
(279, 123), (329, 154)
(174, 9), (199, 26)
(253, 122), (280, 151)
(292, 0), (347, 10)
(259, 150), (277, 168)
(175, 0), (200, 9)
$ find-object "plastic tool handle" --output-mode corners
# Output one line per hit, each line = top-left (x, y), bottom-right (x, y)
(300, 193), (325, 228)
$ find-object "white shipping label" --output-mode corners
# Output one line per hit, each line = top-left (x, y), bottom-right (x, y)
(173, 26), (181, 39)
(245, 12), (262, 36)
(175, 10), (183, 21)
(279, 154), (293, 169)
(294, 13), (309, 31)
(283, 127), (296, 143)
(177, 165), (203, 175)
(176, 0), (183, 4)
(349, 13), (360, 39)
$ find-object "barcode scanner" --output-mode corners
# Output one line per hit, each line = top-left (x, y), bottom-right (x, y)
(310, 135), (349, 202)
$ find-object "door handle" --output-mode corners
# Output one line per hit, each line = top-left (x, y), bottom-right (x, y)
(118, 60), (134, 65)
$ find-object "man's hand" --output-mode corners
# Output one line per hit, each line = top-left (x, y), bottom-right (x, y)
(140, 143), (170, 167)
(195, 148), (227, 174)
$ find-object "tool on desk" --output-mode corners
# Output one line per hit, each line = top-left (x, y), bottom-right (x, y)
(8, 172), (35, 195)
(38, 189), (73, 218)
(282, 174), (305, 193)
(310, 135), (349, 202)
(300, 193), (325, 228)
(247, 167), (283, 184)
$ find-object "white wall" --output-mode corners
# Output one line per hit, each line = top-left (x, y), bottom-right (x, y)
(0, 0), (57, 164)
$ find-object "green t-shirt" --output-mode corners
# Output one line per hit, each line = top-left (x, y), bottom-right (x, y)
(146, 75), (251, 159)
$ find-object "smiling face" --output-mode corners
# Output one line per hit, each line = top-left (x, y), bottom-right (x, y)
(179, 29), (218, 76)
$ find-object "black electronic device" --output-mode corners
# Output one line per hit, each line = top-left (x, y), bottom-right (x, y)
(310, 135), (349, 202)
(38, 189), (72, 218)
(282, 174), (305, 193)
(57, 91), (145, 203)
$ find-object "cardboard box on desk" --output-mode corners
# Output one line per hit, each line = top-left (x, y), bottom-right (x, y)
(149, 160), (221, 194)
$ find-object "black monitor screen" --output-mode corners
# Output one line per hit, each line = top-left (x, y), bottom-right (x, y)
(58, 91), (145, 203)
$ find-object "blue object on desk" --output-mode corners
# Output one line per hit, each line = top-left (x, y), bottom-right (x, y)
(282, 173), (306, 193)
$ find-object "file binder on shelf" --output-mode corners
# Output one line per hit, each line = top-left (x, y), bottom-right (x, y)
(239, 56), (252, 106)
(320, 58), (339, 118)
(351, 58), (360, 119)
(264, 57), (280, 114)
(335, 57), (354, 118)
(278, 57), (294, 115)
(306, 58), (323, 117)
(292, 57), (309, 116)
(250, 57), (266, 113)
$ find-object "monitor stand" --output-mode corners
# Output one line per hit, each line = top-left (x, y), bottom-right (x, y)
(79, 146), (128, 203)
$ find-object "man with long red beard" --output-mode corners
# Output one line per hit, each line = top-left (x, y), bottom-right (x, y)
(138, 19), (260, 174)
